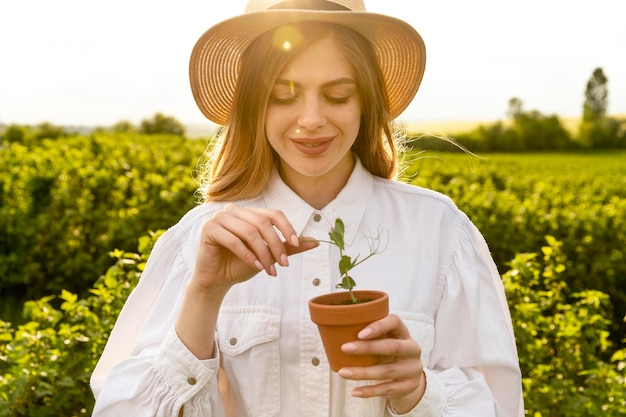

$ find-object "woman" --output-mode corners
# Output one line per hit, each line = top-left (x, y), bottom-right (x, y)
(91, 1), (523, 416)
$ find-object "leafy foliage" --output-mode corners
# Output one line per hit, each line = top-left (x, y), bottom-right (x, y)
(1, 232), (624, 415)
(139, 113), (186, 136)
(0, 123), (68, 146)
(0, 231), (162, 417)
(0, 132), (205, 301)
(401, 151), (626, 347)
(0, 130), (625, 414)
(583, 67), (608, 122)
(406, 71), (626, 151)
(504, 236), (626, 415)
(326, 218), (385, 304)
(578, 116), (626, 149)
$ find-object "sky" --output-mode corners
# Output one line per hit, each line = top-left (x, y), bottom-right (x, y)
(1, 0), (625, 129)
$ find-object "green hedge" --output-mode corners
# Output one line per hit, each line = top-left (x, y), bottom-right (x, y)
(505, 237), (625, 415)
(1, 134), (624, 346)
(1, 233), (623, 416)
(0, 133), (206, 299)
(0, 231), (160, 416)
(400, 150), (626, 346)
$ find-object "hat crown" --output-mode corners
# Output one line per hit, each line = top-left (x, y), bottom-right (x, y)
(191, 0), (425, 125)
(245, 0), (365, 12)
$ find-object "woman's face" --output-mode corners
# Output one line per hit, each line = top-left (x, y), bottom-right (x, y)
(265, 35), (361, 187)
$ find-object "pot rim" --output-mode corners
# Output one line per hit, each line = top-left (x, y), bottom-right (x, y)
(308, 290), (389, 325)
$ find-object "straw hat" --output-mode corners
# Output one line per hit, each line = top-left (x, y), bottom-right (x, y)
(189, 0), (426, 125)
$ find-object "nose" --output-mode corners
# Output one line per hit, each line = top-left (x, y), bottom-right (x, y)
(297, 95), (326, 130)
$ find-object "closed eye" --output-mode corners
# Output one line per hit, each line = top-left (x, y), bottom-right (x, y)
(326, 96), (351, 104)
(269, 95), (298, 105)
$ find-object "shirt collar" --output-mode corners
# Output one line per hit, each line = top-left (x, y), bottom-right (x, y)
(262, 158), (374, 245)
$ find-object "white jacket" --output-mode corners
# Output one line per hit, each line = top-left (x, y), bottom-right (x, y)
(91, 159), (523, 416)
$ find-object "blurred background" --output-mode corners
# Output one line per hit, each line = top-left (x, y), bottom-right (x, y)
(1, 0), (625, 133)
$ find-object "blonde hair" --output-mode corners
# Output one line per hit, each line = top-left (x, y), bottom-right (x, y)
(200, 22), (398, 202)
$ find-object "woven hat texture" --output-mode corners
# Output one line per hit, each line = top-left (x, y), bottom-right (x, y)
(189, 0), (426, 125)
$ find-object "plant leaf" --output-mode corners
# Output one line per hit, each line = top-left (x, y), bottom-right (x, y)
(336, 275), (356, 291)
(328, 218), (345, 250)
(339, 255), (352, 276)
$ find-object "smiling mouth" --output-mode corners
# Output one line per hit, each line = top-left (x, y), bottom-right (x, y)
(293, 137), (333, 146)
(291, 137), (334, 155)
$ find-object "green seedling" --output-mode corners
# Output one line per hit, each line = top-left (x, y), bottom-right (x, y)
(324, 218), (386, 304)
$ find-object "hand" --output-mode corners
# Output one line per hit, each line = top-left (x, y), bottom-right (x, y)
(337, 314), (427, 414)
(191, 203), (319, 292)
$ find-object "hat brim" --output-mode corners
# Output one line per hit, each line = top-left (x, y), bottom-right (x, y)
(189, 10), (426, 125)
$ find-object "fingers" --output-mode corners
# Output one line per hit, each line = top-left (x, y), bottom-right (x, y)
(345, 367), (426, 414)
(356, 314), (411, 341)
(208, 204), (318, 276)
(220, 204), (293, 272)
(338, 314), (417, 360)
(344, 366), (423, 399)
(285, 236), (320, 256)
(337, 314), (425, 403)
(337, 354), (423, 382)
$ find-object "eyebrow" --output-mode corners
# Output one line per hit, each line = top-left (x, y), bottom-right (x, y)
(273, 77), (357, 89)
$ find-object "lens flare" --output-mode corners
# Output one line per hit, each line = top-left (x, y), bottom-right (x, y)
(273, 25), (303, 51)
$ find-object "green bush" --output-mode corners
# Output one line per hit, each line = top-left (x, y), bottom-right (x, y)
(1, 233), (623, 415)
(0, 123), (68, 146)
(139, 113), (186, 136)
(0, 231), (161, 417)
(401, 151), (626, 347)
(504, 236), (625, 415)
(0, 133), (205, 300)
(578, 117), (626, 149)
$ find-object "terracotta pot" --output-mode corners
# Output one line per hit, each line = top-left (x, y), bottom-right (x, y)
(308, 290), (389, 372)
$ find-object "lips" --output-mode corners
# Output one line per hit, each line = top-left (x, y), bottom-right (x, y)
(291, 137), (334, 155)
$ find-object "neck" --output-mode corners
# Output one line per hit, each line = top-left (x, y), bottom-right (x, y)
(279, 157), (355, 210)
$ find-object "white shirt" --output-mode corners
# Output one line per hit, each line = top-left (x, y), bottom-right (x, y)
(91, 159), (523, 416)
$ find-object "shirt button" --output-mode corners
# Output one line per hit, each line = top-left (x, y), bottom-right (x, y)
(311, 357), (320, 366)
(187, 377), (197, 385)
(313, 213), (322, 222)
(312, 278), (321, 286)
(229, 338), (238, 346)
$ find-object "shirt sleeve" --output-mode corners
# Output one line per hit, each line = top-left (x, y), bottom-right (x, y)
(391, 215), (524, 417)
(90, 226), (227, 416)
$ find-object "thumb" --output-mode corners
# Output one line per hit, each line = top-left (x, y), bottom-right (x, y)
(285, 237), (319, 256)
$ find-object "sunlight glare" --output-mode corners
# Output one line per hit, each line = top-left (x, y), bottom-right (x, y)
(273, 25), (302, 52)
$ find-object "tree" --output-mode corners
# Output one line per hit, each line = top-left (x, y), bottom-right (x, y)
(34, 122), (67, 141)
(0, 123), (67, 146)
(506, 97), (523, 121)
(512, 110), (571, 150)
(0, 124), (28, 145)
(111, 120), (136, 133)
(583, 67), (608, 122)
(503, 98), (571, 150)
(139, 113), (186, 136)
(578, 67), (624, 148)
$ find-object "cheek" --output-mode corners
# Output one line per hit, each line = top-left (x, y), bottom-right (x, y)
(343, 105), (362, 140)
(265, 107), (290, 138)
(264, 110), (278, 144)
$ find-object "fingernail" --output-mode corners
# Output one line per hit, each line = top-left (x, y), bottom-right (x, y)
(338, 368), (353, 378)
(281, 253), (289, 267)
(341, 342), (357, 353)
(254, 260), (263, 270)
(270, 264), (277, 277)
(351, 390), (363, 397)
(358, 328), (372, 339)
(291, 234), (300, 246)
